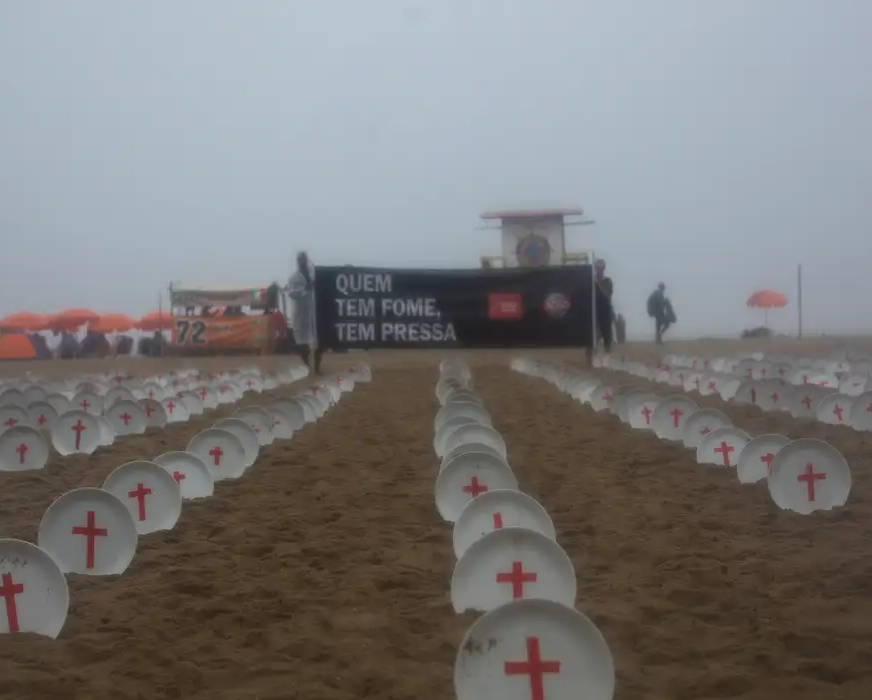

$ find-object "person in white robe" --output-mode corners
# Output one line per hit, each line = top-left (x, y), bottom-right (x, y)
(287, 251), (322, 374)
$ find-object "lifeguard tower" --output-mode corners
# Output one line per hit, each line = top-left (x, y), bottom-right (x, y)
(479, 208), (594, 268)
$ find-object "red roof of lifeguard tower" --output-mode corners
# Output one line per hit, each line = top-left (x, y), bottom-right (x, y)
(480, 208), (584, 220)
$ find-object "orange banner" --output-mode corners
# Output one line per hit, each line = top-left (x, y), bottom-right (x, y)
(171, 316), (271, 351)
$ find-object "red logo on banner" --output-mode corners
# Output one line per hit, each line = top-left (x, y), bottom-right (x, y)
(489, 293), (523, 320)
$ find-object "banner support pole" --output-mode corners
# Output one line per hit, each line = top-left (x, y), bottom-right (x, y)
(590, 250), (597, 358)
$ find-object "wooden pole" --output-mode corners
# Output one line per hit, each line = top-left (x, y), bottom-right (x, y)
(797, 263), (803, 339)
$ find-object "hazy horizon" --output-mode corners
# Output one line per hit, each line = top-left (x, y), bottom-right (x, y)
(2, 1), (870, 339)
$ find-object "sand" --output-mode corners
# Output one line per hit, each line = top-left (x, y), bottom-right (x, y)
(1, 340), (871, 700)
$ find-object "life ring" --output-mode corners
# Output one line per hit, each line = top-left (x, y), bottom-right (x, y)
(516, 234), (551, 267)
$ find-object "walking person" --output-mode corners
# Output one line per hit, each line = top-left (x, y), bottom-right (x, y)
(647, 282), (676, 344)
(287, 251), (323, 375)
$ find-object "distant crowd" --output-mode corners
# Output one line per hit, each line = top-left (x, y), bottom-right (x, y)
(16, 330), (169, 359)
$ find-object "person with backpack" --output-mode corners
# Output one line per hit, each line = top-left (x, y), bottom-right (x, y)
(647, 282), (676, 344)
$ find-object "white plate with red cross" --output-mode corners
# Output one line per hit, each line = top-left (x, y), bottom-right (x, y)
(153, 450), (214, 499)
(435, 415), (488, 456)
(454, 598), (615, 700)
(570, 379), (602, 403)
(435, 402), (492, 434)
(435, 402), (492, 433)
(436, 452), (518, 522)
(51, 409), (101, 456)
(21, 381), (47, 398)
(195, 386), (219, 410)
(696, 427), (751, 467)
(212, 418), (259, 467)
(788, 386), (827, 419)
(105, 399), (148, 436)
(815, 393), (853, 426)
(0, 538), (69, 638)
(38, 487), (138, 575)
(138, 398), (168, 429)
(849, 390), (872, 431)
(295, 394), (320, 423)
(436, 375), (481, 406)
(438, 374), (473, 398)
(187, 428), (247, 481)
(26, 401), (57, 432)
(453, 490), (556, 559)
(438, 378), (472, 402)
(441, 443), (507, 474)
(0, 388), (26, 406)
(216, 382), (243, 404)
(141, 381), (165, 402)
(696, 374), (721, 397)
(736, 434), (791, 484)
(444, 424), (508, 462)
(681, 408), (733, 449)
(768, 438), (851, 514)
(651, 396), (699, 441)
(103, 386), (135, 411)
(626, 394), (662, 431)
(178, 390), (205, 417)
(451, 527), (576, 614)
(587, 385), (616, 412)
(0, 404), (29, 435)
(731, 380), (761, 406)
(350, 363), (370, 382)
(442, 389), (485, 409)
(0, 425), (49, 472)
(233, 406), (275, 446)
(753, 381), (791, 412)
(96, 415), (116, 447)
(44, 392), (71, 416)
(298, 388), (327, 417)
(239, 373), (263, 393)
(102, 461), (182, 535)
(271, 399), (307, 431)
(161, 396), (190, 423)
(267, 406), (296, 440)
(610, 387), (645, 421)
(70, 391), (103, 416)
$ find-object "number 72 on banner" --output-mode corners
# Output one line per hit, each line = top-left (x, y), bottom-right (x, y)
(174, 319), (208, 345)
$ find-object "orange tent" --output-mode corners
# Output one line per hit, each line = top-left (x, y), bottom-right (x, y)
(0, 311), (48, 331)
(48, 308), (100, 332)
(0, 333), (38, 360)
(89, 313), (135, 334)
(137, 311), (173, 331)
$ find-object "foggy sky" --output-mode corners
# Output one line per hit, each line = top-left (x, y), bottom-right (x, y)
(2, 1), (870, 338)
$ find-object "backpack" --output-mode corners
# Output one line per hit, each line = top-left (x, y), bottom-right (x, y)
(647, 292), (658, 318)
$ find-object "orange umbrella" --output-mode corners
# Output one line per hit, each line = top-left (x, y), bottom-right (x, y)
(747, 289), (787, 326)
(47, 308), (100, 332)
(747, 290), (787, 308)
(89, 313), (135, 334)
(0, 311), (48, 332)
(137, 311), (173, 331)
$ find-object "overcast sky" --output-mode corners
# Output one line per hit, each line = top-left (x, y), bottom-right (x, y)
(2, 1), (870, 338)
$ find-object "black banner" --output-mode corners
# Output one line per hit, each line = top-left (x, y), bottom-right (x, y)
(315, 266), (600, 350)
